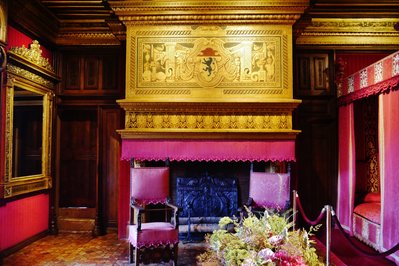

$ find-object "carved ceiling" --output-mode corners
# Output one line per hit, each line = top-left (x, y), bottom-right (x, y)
(7, 0), (399, 47)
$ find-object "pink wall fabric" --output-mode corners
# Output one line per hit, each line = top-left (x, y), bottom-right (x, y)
(0, 25), (52, 252)
(0, 194), (49, 251)
(6, 25), (53, 62)
(337, 104), (356, 233)
(380, 91), (399, 263)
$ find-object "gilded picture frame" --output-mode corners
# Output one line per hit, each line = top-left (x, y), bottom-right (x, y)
(1, 41), (59, 198)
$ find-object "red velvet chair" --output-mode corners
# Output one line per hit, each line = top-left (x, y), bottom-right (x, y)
(242, 164), (291, 216)
(128, 164), (179, 265)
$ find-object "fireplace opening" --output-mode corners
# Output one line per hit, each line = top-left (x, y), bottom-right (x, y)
(139, 160), (290, 240)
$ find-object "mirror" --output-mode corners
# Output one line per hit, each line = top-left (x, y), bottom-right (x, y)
(12, 87), (44, 177)
(1, 40), (59, 198)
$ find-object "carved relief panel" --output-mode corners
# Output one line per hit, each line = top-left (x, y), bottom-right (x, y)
(126, 25), (293, 101)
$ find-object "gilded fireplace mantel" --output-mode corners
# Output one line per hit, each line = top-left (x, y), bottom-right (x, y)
(111, 0), (306, 140)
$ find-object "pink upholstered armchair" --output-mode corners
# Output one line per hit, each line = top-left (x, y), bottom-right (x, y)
(128, 162), (180, 265)
(241, 163), (291, 216)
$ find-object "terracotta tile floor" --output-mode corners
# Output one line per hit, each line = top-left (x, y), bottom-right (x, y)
(2, 233), (206, 266)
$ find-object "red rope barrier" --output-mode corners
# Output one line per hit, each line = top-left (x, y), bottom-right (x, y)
(332, 212), (399, 258)
(295, 196), (326, 226)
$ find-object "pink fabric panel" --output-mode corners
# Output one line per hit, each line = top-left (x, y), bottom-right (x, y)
(0, 194), (49, 251)
(353, 203), (381, 224)
(354, 216), (362, 235)
(369, 224), (377, 244)
(249, 172), (290, 209)
(118, 160), (130, 239)
(337, 104), (356, 232)
(380, 91), (399, 262)
(128, 222), (179, 248)
(121, 140), (296, 162)
(130, 167), (169, 204)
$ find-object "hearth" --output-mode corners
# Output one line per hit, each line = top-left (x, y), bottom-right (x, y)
(176, 173), (238, 240)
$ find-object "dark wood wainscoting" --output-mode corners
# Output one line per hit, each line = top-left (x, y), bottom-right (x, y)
(58, 109), (98, 208)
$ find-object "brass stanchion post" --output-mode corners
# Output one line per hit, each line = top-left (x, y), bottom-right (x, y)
(292, 190), (297, 231)
(325, 205), (331, 266)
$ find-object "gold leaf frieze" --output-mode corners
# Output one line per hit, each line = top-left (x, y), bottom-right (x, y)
(125, 112), (292, 131)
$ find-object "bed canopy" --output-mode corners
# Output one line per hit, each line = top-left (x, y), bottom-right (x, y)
(337, 51), (399, 263)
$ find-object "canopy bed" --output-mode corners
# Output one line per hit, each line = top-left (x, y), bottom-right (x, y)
(337, 50), (399, 264)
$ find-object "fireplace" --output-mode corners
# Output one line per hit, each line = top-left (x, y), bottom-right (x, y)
(176, 171), (238, 240)
(112, 1), (306, 239)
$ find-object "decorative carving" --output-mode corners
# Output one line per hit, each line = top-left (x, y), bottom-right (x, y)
(176, 174), (238, 235)
(57, 33), (121, 46)
(125, 112), (292, 131)
(126, 25), (292, 100)
(7, 65), (53, 88)
(296, 18), (399, 47)
(9, 40), (54, 72)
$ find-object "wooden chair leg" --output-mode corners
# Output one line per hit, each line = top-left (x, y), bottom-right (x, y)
(129, 243), (134, 264)
(134, 247), (139, 266)
(173, 243), (178, 265)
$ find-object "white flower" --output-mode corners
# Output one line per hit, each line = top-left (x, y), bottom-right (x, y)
(269, 234), (284, 245)
(258, 248), (275, 261)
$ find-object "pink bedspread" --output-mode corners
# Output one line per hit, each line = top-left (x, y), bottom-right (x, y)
(353, 202), (381, 225)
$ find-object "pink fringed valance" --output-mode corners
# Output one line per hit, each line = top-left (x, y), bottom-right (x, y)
(338, 51), (399, 105)
(121, 139), (296, 162)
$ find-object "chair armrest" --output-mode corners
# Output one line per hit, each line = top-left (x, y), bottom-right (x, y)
(130, 199), (144, 230)
(165, 202), (181, 228)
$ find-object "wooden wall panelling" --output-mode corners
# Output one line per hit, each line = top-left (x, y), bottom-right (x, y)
(293, 50), (338, 222)
(99, 107), (123, 230)
(58, 108), (98, 208)
(61, 50), (121, 95)
(84, 56), (99, 90)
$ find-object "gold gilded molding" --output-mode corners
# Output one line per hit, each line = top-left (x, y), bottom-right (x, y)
(117, 100), (301, 139)
(120, 15), (303, 26)
(126, 25), (293, 101)
(9, 40), (53, 72)
(305, 18), (399, 33)
(296, 18), (399, 47)
(110, 0), (309, 24)
(125, 112), (292, 131)
(57, 33), (121, 46)
(7, 65), (53, 88)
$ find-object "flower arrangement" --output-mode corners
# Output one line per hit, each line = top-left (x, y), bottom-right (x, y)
(197, 208), (325, 266)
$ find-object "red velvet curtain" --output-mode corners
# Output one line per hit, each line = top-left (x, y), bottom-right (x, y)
(380, 92), (399, 263)
(336, 53), (390, 81)
(337, 104), (356, 233)
(118, 160), (130, 239)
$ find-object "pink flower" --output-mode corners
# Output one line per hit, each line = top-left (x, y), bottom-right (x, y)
(273, 251), (307, 266)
